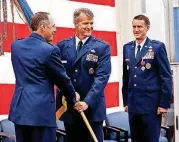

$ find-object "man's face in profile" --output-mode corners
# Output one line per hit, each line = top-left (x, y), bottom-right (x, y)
(43, 16), (56, 43)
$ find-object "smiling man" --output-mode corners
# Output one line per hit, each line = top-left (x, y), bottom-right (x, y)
(56, 8), (111, 142)
(122, 15), (172, 142)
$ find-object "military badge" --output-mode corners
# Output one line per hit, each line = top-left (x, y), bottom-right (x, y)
(141, 57), (145, 66)
(146, 63), (151, 69)
(143, 51), (154, 59)
(148, 48), (153, 52)
(86, 54), (98, 62)
(89, 68), (94, 74)
(141, 60), (145, 66)
(141, 66), (145, 71)
(90, 49), (96, 53)
(143, 46), (154, 59)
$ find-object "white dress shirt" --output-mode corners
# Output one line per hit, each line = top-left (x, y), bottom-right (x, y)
(135, 37), (147, 57)
(75, 36), (89, 49)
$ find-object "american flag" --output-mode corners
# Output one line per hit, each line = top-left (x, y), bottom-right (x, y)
(0, 0), (122, 119)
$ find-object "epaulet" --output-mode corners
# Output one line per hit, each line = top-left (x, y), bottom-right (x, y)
(57, 37), (72, 44)
(93, 37), (107, 44)
(151, 40), (161, 44)
(125, 40), (134, 46)
(63, 37), (72, 41)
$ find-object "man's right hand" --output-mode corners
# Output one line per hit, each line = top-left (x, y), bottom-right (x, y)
(124, 106), (128, 112)
(74, 101), (88, 112)
(75, 92), (80, 102)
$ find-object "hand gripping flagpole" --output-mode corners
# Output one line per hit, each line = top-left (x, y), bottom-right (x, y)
(56, 95), (98, 142)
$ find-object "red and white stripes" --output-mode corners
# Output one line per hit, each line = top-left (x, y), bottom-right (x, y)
(0, 0), (122, 117)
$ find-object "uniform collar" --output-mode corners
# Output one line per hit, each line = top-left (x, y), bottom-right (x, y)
(30, 32), (46, 42)
(135, 37), (147, 48)
(75, 36), (89, 48)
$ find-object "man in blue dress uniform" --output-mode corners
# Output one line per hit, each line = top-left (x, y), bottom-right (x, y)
(9, 12), (77, 142)
(56, 8), (111, 142)
(122, 15), (172, 142)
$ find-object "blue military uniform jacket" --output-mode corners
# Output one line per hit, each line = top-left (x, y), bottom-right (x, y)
(56, 35), (111, 123)
(9, 33), (76, 127)
(122, 37), (172, 114)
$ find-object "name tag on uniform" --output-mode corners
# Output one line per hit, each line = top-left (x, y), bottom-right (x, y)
(61, 60), (67, 63)
(125, 58), (130, 62)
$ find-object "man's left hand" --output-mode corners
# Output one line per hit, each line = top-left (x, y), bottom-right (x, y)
(74, 101), (88, 112)
(157, 107), (168, 115)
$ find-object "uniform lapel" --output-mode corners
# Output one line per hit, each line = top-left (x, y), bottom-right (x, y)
(130, 42), (136, 64)
(135, 37), (150, 65)
(66, 37), (77, 65)
(74, 36), (93, 64)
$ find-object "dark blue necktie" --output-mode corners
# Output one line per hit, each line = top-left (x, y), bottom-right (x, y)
(135, 45), (141, 61)
(77, 41), (83, 55)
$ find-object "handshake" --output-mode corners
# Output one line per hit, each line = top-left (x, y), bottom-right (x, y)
(74, 92), (88, 112)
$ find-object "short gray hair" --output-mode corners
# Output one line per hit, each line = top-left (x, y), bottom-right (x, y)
(30, 12), (50, 31)
(73, 8), (94, 23)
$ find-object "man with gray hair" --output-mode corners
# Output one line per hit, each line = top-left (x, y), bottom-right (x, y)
(9, 12), (77, 142)
(56, 8), (111, 142)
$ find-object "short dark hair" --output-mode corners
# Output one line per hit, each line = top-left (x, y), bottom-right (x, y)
(30, 12), (50, 31)
(73, 8), (94, 23)
(133, 15), (150, 26)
